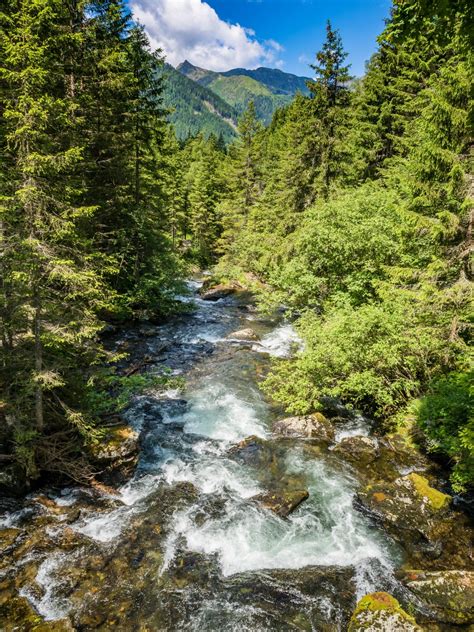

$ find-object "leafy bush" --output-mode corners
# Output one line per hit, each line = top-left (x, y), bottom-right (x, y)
(263, 295), (448, 419)
(417, 370), (474, 491)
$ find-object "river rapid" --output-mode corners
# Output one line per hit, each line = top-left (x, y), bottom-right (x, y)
(0, 281), (408, 631)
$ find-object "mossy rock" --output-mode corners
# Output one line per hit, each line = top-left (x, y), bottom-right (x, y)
(407, 473), (450, 511)
(355, 473), (452, 554)
(401, 570), (474, 624)
(200, 283), (239, 301)
(348, 592), (422, 631)
(333, 436), (379, 466)
(89, 424), (139, 463)
(228, 328), (259, 341)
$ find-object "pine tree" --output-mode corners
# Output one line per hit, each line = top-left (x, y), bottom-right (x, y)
(1, 0), (107, 479)
(218, 102), (263, 258)
(306, 20), (353, 198)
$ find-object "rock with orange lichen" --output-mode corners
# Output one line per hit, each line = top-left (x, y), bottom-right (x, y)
(355, 473), (452, 553)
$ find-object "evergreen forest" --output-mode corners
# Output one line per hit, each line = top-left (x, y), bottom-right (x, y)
(0, 0), (473, 496)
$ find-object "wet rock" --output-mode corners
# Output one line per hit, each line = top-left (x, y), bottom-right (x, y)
(90, 424), (139, 463)
(400, 570), (474, 624)
(228, 328), (259, 341)
(273, 413), (335, 443)
(0, 464), (28, 496)
(200, 284), (238, 301)
(333, 436), (379, 465)
(138, 324), (157, 337)
(89, 424), (139, 486)
(228, 436), (272, 468)
(355, 473), (452, 553)
(348, 592), (422, 631)
(228, 565), (356, 631)
(252, 489), (309, 518)
(0, 527), (21, 553)
(0, 594), (73, 630)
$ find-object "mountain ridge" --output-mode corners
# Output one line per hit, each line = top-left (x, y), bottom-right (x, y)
(165, 60), (312, 140)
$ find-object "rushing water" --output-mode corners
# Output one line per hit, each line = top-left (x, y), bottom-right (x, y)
(1, 281), (404, 631)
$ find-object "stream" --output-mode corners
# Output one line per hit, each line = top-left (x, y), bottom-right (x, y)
(0, 281), (406, 631)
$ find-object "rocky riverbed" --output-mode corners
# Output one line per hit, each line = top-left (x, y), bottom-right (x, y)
(0, 280), (473, 631)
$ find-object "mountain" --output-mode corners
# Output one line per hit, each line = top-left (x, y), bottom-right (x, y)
(176, 61), (311, 126)
(161, 64), (239, 143)
(222, 67), (311, 96)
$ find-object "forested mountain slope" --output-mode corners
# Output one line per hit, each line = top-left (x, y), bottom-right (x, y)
(222, 66), (311, 95)
(161, 64), (239, 142)
(177, 60), (311, 126)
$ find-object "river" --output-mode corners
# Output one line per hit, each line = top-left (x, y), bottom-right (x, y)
(0, 280), (405, 630)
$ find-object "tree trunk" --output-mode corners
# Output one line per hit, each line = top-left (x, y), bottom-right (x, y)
(33, 284), (44, 432)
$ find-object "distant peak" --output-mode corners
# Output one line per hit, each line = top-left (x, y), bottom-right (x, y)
(177, 60), (196, 71)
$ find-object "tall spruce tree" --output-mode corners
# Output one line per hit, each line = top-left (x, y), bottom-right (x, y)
(306, 21), (353, 198)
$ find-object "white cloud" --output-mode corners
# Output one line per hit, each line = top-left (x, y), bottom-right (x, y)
(131, 0), (283, 71)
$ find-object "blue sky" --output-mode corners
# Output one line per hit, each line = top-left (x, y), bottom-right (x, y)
(130, 0), (392, 77)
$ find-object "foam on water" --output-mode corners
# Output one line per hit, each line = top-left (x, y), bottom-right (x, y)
(166, 448), (398, 577)
(162, 456), (262, 498)
(334, 415), (371, 442)
(253, 324), (303, 358)
(20, 552), (74, 620)
(73, 505), (138, 542)
(182, 381), (268, 443)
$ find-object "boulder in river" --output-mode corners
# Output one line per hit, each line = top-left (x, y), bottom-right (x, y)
(273, 413), (335, 443)
(200, 283), (238, 301)
(252, 489), (309, 518)
(228, 328), (259, 341)
(400, 569), (474, 624)
(228, 435), (272, 468)
(355, 472), (452, 553)
(348, 592), (422, 631)
(89, 424), (139, 485)
(333, 436), (379, 466)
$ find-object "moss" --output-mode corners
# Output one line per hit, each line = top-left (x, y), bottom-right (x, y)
(310, 412), (329, 424)
(408, 473), (451, 511)
(349, 592), (419, 631)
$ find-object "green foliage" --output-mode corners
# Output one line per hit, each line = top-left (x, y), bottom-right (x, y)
(263, 296), (449, 418)
(86, 370), (184, 418)
(0, 0), (187, 486)
(417, 370), (474, 490)
(215, 2), (473, 489)
(272, 184), (403, 310)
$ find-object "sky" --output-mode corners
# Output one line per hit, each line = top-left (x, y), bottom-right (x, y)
(130, 0), (393, 77)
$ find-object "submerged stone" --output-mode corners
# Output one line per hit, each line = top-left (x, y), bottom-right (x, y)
(228, 435), (272, 467)
(228, 328), (259, 341)
(252, 489), (309, 518)
(348, 592), (422, 631)
(273, 413), (335, 443)
(400, 569), (474, 624)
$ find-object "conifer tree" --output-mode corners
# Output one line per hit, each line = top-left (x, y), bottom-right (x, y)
(306, 20), (353, 198)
